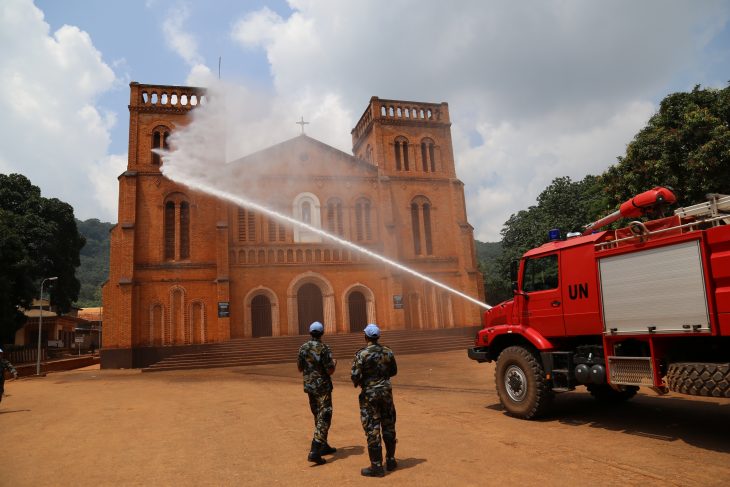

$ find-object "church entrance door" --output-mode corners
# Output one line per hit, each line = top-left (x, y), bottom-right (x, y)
(348, 291), (367, 332)
(251, 295), (272, 337)
(298, 283), (324, 334)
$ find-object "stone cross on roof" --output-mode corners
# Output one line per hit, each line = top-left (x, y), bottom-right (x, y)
(296, 116), (309, 135)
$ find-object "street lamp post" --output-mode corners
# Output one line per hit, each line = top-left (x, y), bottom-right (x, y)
(37, 276), (58, 376)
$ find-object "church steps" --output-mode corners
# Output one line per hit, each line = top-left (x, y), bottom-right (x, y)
(145, 339), (471, 367)
(157, 336), (469, 359)
(155, 328), (477, 357)
(148, 332), (475, 357)
(142, 340), (473, 372)
(146, 337), (472, 365)
(141, 327), (478, 372)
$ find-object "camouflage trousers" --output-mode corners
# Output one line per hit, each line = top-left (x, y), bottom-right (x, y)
(359, 388), (397, 449)
(308, 391), (333, 443)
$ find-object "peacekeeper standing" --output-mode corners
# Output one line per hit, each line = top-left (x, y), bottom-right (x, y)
(351, 323), (398, 477)
(297, 321), (337, 465)
(0, 348), (19, 404)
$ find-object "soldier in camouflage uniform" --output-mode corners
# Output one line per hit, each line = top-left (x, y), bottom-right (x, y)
(351, 323), (398, 477)
(0, 348), (19, 404)
(297, 321), (337, 465)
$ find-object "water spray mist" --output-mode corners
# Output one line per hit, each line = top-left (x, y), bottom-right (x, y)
(161, 163), (491, 311)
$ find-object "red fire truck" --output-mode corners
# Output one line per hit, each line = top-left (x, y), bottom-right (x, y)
(468, 188), (730, 419)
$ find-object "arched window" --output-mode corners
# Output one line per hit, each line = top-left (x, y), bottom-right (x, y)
(238, 207), (257, 242)
(151, 126), (170, 165)
(394, 136), (410, 171)
(164, 202), (176, 260)
(268, 218), (285, 242)
(402, 141), (409, 170)
(326, 198), (344, 237)
(411, 196), (433, 256)
(423, 202), (433, 254)
(410, 202), (421, 255)
(420, 138), (436, 172)
(355, 197), (372, 241)
(293, 192), (321, 243)
(179, 202), (190, 259)
(163, 193), (191, 261)
(302, 201), (312, 223)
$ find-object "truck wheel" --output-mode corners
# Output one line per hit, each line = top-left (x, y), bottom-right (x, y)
(494, 346), (553, 419)
(666, 362), (730, 398)
(587, 384), (638, 402)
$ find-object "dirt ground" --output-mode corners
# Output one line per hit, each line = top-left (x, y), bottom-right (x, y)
(2, 350), (729, 487)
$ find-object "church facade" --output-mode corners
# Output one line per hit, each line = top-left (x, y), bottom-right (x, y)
(101, 82), (484, 368)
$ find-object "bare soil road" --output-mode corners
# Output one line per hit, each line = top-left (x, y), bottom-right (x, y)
(1, 350), (729, 486)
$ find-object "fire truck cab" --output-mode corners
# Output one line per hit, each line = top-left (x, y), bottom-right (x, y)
(469, 191), (730, 419)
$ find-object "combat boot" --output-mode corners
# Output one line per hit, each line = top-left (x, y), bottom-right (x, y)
(384, 438), (397, 471)
(320, 442), (337, 455)
(307, 440), (326, 465)
(361, 446), (385, 477)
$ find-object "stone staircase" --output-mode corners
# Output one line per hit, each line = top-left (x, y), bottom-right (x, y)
(141, 326), (480, 372)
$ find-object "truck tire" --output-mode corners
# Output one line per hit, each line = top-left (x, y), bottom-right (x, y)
(494, 346), (553, 419)
(666, 362), (730, 398)
(587, 384), (638, 402)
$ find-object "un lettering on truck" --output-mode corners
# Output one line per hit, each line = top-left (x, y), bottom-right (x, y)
(598, 240), (711, 335)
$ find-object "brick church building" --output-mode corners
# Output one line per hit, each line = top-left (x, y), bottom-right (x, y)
(101, 82), (484, 368)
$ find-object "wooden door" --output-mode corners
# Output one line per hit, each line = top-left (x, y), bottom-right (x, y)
(348, 291), (367, 332)
(251, 295), (272, 337)
(297, 283), (324, 334)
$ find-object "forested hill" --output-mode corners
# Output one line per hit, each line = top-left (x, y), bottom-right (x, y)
(475, 240), (501, 263)
(475, 240), (511, 306)
(75, 219), (113, 307)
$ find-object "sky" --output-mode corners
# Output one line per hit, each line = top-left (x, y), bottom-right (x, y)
(1, 0), (728, 241)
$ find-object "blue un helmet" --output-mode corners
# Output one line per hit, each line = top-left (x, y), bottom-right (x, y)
(363, 323), (380, 338)
(309, 321), (324, 334)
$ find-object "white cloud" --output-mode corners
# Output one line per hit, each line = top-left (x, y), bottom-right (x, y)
(89, 153), (127, 217)
(231, 7), (286, 47)
(0, 0), (119, 221)
(230, 0), (730, 240)
(162, 4), (203, 66)
(186, 63), (214, 86)
(162, 3), (213, 85)
(453, 100), (656, 240)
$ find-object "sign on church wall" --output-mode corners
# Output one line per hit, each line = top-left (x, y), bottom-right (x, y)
(218, 302), (230, 318)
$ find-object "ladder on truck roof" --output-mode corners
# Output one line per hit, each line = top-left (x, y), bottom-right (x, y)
(596, 194), (730, 250)
(674, 193), (730, 221)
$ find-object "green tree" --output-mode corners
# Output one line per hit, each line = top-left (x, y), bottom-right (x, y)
(488, 84), (730, 305)
(475, 241), (512, 305)
(491, 175), (606, 302)
(75, 218), (113, 307)
(0, 174), (84, 343)
(603, 84), (730, 207)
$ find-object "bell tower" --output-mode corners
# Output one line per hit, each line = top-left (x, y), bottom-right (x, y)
(351, 96), (455, 177)
(351, 96), (484, 329)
